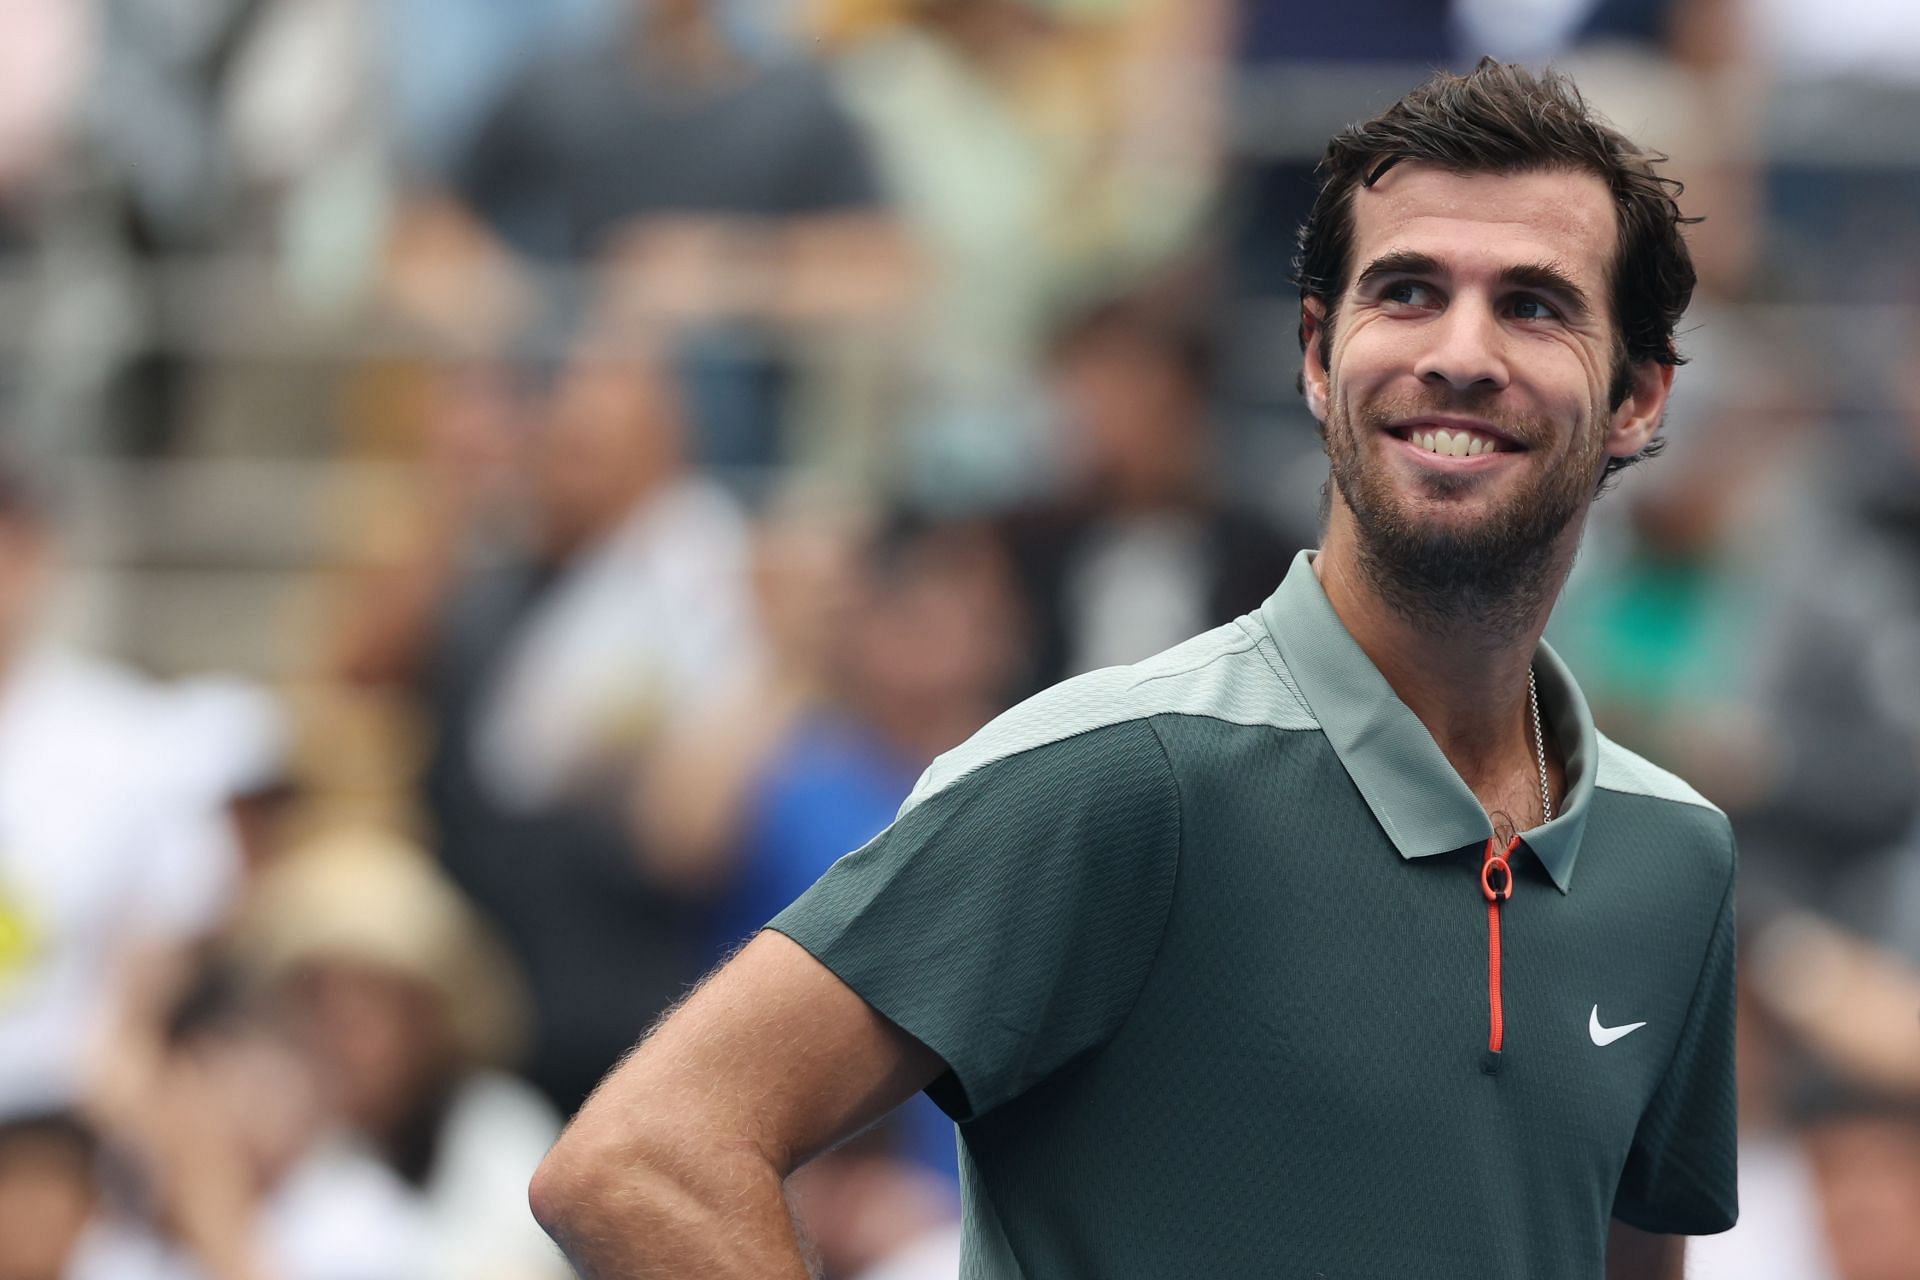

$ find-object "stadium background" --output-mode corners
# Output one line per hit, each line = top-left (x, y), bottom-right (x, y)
(0, 1), (1917, 1277)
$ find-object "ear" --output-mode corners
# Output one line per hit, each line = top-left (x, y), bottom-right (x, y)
(1300, 298), (1331, 423)
(1605, 358), (1674, 460)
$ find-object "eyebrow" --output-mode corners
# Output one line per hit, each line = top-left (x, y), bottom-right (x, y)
(1353, 251), (1595, 320)
(1352, 250), (1442, 291)
(1499, 261), (1593, 319)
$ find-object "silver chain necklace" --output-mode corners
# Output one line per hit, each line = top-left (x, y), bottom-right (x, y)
(1529, 667), (1553, 824)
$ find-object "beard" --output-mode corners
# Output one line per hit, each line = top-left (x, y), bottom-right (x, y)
(1324, 386), (1605, 641)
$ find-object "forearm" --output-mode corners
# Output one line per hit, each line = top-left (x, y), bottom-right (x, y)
(530, 932), (950, 1277)
(531, 1139), (814, 1280)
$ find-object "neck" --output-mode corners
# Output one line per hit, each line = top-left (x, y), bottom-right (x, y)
(1314, 507), (1573, 792)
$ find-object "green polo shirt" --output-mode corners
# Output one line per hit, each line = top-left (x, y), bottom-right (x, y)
(769, 550), (1737, 1279)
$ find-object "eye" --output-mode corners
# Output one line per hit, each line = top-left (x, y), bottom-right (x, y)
(1381, 280), (1437, 307)
(1508, 294), (1561, 321)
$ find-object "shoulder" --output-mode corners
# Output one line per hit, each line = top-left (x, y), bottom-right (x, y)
(1593, 732), (1721, 815)
(1592, 731), (1735, 877)
(904, 616), (1314, 813)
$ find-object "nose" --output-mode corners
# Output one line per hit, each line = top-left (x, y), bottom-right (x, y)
(1413, 296), (1509, 393)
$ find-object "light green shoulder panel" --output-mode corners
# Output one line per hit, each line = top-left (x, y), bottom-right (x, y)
(902, 617), (1318, 816)
(1593, 732), (1722, 815)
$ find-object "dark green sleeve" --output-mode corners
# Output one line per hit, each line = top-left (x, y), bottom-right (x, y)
(1612, 846), (1739, 1235)
(766, 718), (1181, 1121)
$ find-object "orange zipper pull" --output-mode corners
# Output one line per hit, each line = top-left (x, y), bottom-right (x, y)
(1479, 835), (1521, 1056)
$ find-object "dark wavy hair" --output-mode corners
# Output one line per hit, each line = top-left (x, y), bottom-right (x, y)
(1293, 58), (1699, 482)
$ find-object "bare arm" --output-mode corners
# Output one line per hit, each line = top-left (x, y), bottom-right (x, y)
(528, 930), (948, 1279)
(1606, 1220), (1686, 1280)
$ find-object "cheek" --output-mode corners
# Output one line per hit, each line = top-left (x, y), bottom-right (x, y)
(1541, 332), (1615, 407)
(1329, 318), (1409, 387)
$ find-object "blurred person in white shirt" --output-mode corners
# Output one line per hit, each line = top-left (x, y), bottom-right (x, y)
(72, 965), (432, 1280)
(0, 458), (241, 1122)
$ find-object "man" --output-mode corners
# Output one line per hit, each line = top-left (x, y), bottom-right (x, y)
(1000, 287), (1308, 694)
(530, 60), (1738, 1278)
(335, 329), (759, 1114)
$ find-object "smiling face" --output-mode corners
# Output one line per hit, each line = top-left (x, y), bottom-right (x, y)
(1302, 163), (1671, 634)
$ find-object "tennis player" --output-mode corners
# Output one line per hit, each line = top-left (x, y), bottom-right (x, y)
(532, 59), (1736, 1280)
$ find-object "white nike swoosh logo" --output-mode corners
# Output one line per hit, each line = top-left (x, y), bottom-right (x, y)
(1589, 1005), (1647, 1046)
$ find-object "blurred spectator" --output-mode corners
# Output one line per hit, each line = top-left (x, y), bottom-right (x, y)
(1748, 912), (1920, 1105)
(785, 1121), (961, 1280)
(388, 0), (910, 469)
(998, 288), (1302, 694)
(0, 459), (241, 1121)
(828, 0), (1224, 504)
(639, 495), (1024, 1187)
(454, 0), (887, 265)
(335, 328), (760, 1114)
(0, 0), (91, 243)
(376, 0), (617, 182)
(1793, 1081), (1920, 1280)
(76, 967), (431, 1280)
(634, 482), (875, 904)
(1688, 971), (1839, 1280)
(1837, 328), (1920, 961)
(644, 498), (1022, 951)
(466, 336), (758, 811)
(237, 828), (568, 1280)
(0, 1113), (98, 1280)
(1552, 368), (1920, 944)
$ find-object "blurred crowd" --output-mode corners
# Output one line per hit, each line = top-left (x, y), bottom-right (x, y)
(1, 1), (1919, 1278)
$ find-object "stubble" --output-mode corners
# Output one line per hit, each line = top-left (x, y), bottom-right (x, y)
(1323, 388), (1606, 642)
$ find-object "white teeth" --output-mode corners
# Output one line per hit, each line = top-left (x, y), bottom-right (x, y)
(1408, 428), (1499, 458)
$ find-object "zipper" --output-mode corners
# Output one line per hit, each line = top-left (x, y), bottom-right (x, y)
(1479, 835), (1521, 1053)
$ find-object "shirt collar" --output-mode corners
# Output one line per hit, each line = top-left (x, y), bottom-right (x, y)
(1257, 550), (1596, 893)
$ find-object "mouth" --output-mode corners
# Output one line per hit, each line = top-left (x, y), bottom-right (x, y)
(1382, 417), (1527, 464)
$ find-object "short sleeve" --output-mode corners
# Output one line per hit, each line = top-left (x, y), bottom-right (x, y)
(766, 718), (1180, 1121)
(1612, 855), (1739, 1234)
